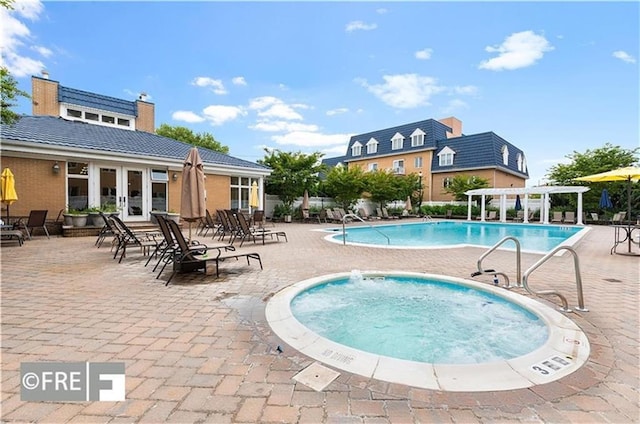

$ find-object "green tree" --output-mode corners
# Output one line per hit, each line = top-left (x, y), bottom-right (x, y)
(156, 123), (229, 154)
(364, 170), (406, 209)
(547, 143), (639, 214)
(258, 149), (326, 211)
(321, 166), (367, 210)
(443, 175), (490, 201)
(1, 66), (30, 125)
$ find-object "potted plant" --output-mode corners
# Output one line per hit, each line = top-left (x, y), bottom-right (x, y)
(67, 208), (89, 227)
(87, 206), (103, 227)
(102, 202), (120, 217)
(62, 207), (74, 226)
(166, 210), (180, 224)
(150, 210), (167, 225)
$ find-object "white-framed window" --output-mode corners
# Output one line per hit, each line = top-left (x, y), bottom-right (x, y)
(366, 137), (378, 154)
(230, 176), (259, 212)
(502, 145), (509, 165)
(443, 177), (453, 188)
(392, 159), (405, 174)
(351, 141), (362, 156)
(368, 163), (378, 172)
(61, 105), (134, 130)
(391, 132), (404, 150)
(411, 128), (425, 146)
(414, 156), (423, 168)
(517, 153), (527, 172)
(438, 146), (455, 166)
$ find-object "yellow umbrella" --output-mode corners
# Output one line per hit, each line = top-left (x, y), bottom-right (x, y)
(575, 166), (640, 224)
(1, 168), (18, 222)
(250, 181), (260, 208)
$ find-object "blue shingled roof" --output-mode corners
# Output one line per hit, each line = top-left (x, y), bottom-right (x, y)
(59, 86), (138, 116)
(343, 118), (449, 160)
(1, 116), (270, 171)
(322, 118), (528, 178)
(431, 132), (529, 177)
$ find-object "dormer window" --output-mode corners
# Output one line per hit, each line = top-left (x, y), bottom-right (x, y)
(411, 128), (425, 147)
(502, 145), (509, 165)
(517, 153), (523, 171)
(391, 132), (404, 150)
(366, 137), (378, 154)
(438, 146), (455, 166)
(351, 141), (362, 156)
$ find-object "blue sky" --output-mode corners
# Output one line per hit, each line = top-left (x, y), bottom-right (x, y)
(3, 1), (638, 186)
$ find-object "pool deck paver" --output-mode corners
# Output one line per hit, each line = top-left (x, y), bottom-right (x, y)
(1, 221), (639, 423)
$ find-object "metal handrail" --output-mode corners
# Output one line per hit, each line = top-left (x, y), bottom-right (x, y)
(473, 236), (522, 288)
(522, 245), (588, 313)
(341, 213), (390, 245)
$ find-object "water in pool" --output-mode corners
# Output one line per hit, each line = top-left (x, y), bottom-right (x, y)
(329, 221), (584, 252)
(291, 272), (548, 364)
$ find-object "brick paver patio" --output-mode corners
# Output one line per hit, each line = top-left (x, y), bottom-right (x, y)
(1, 221), (638, 423)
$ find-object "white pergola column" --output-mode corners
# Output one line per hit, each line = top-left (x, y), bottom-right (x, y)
(577, 192), (584, 225)
(500, 194), (507, 222)
(480, 195), (486, 221)
(542, 193), (549, 224)
(523, 194), (530, 223)
(467, 196), (473, 221)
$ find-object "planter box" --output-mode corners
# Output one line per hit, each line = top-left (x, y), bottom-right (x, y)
(71, 214), (88, 227)
(166, 213), (180, 224)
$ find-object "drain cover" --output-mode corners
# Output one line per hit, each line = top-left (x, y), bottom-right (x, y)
(293, 362), (340, 391)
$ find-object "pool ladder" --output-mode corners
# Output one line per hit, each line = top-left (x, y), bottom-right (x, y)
(341, 213), (390, 245)
(472, 237), (588, 313)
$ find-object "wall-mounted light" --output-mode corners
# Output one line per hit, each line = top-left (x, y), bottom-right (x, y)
(52, 161), (61, 174)
(172, 173), (178, 181)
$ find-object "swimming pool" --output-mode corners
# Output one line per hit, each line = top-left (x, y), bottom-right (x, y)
(325, 221), (589, 253)
(266, 271), (590, 392)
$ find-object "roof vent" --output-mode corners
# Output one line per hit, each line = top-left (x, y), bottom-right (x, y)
(41, 70), (49, 79)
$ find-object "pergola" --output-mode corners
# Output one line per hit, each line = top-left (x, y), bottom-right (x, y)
(464, 186), (591, 225)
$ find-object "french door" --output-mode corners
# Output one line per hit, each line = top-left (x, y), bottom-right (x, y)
(96, 166), (148, 221)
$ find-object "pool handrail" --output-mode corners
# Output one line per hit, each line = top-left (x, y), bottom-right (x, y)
(474, 236), (522, 288)
(341, 213), (390, 245)
(522, 245), (588, 313)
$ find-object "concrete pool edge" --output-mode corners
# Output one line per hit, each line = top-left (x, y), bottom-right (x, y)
(320, 221), (592, 255)
(265, 271), (591, 392)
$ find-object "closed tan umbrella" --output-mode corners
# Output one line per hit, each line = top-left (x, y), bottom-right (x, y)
(250, 181), (259, 209)
(302, 190), (310, 210)
(180, 147), (206, 239)
(405, 196), (412, 211)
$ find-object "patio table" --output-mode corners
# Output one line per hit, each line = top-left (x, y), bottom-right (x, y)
(610, 224), (640, 256)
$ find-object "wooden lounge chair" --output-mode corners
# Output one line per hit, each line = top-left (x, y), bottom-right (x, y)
(610, 211), (626, 224)
(551, 211), (563, 223)
(382, 207), (399, 219)
(163, 218), (262, 285)
(486, 211), (497, 221)
(564, 211), (576, 224)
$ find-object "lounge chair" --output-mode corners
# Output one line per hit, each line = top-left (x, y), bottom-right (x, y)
(198, 209), (218, 237)
(445, 209), (453, 219)
(610, 212), (626, 224)
(15, 210), (49, 239)
(382, 207), (399, 220)
(109, 215), (161, 263)
(551, 211), (563, 223)
(513, 210), (525, 222)
(486, 211), (497, 221)
(1, 227), (25, 246)
(589, 213), (599, 223)
(95, 212), (116, 248)
(564, 211), (576, 224)
(163, 218), (262, 285)
(235, 212), (287, 247)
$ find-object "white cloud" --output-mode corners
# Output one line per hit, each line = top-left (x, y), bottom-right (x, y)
(376, 8), (388, 15)
(441, 99), (469, 114)
(191, 77), (227, 95)
(326, 107), (349, 116)
(479, 30), (554, 71)
(271, 131), (352, 148)
(202, 105), (246, 126)
(249, 96), (280, 110)
(612, 50), (636, 64)
(30, 45), (51, 57)
(452, 85), (478, 95)
(251, 120), (319, 132)
(232, 76), (247, 85)
(345, 20), (377, 32)
(0, 0), (46, 77)
(172, 110), (205, 123)
(322, 144), (349, 156)
(415, 48), (433, 60)
(358, 73), (445, 109)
